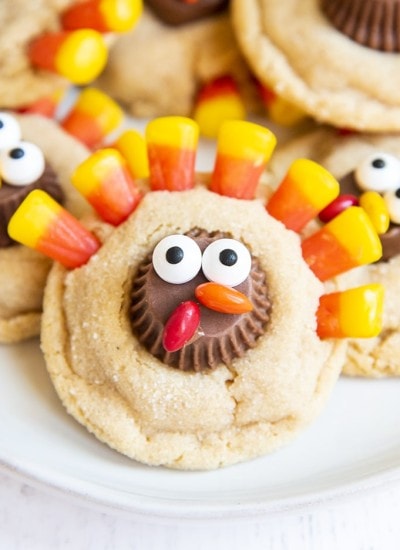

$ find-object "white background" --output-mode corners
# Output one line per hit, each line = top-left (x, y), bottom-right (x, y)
(1, 469), (400, 550)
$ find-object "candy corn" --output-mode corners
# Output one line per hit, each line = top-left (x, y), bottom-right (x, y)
(112, 129), (149, 179)
(8, 190), (100, 268)
(146, 116), (199, 191)
(195, 282), (253, 314)
(61, 0), (143, 33)
(359, 191), (390, 235)
(193, 75), (246, 139)
(61, 88), (124, 149)
(301, 206), (382, 281)
(28, 29), (107, 85)
(258, 83), (306, 126)
(72, 148), (142, 225)
(316, 284), (384, 339)
(266, 159), (340, 232)
(210, 120), (276, 199)
(17, 89), (66, 118)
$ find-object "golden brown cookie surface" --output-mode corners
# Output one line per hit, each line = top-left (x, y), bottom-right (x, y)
(266, 127), (400, 376)
(41, 187), (344, 470)
(0, 114), (89, 342)
(231, 0), (400, 131)
(96, 8), (258, 118)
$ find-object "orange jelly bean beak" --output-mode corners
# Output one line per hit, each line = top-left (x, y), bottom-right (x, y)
(266, 159), (340, 232)
(210, 120), (276, 200)
(28, 29), (107, 85)
(146, 116), (199, 191)
(195, 282), (253, 314)
(61, 0), (143, 33)
(193, 75), (246, 139)
(61, 88), (124, 149)
(301, 206), (382, 281)
(7, 190), (100, 269)
(316, 284), (384, 339)
(72, 148), (142, 225)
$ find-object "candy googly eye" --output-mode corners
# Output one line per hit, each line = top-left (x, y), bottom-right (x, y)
(355, 152), (400, 193)
(201, 238), (251, 287)
(0, 141), (45, 186)
(0, 112), (21, 149)
(383, 188), (400, 224)
(152, 234), (202, 284)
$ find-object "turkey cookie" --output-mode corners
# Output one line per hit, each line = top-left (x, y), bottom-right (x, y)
(10, 117), (383, 469)
(96, 5), (259, 120)
(232, 0), (400, 132)
(0, 0), (141, 110)
(0, 112), (89, 343)
(266, 127), (400, 377)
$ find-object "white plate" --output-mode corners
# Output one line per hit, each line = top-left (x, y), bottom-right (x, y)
(1, 338), (400, 521)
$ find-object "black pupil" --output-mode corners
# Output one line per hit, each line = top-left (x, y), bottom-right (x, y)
(395, 188), (400, 199)
(219, 249), (237, 266)
(0, 120), (3, 129)
(372, 158), (386, 169)
(10, 147), (24, 159)
(166, 246), (184, 264)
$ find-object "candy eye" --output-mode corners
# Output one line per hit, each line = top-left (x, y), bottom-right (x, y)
(0, 141), (45, 186)
(152, 234), (202, 284)
(0, 112), (21, 149)
(383, 188), (400, 224)
(201, 238), (251, 287)
(355, 152), (400, 192)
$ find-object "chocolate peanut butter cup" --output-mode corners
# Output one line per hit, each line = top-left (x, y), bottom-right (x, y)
(321, 0), (400, 52)
(130, 228), (271, 372)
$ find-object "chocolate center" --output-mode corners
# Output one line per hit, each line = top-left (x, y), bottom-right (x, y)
(145, 0), (229, 25)
(130, 228), (271, 372)
(320, 0), (400, 52)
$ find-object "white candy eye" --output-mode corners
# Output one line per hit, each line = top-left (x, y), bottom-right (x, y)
(202, 238), (251, 287)
(383, 188), (400, 224)
(355, 152), (400, 192)
(0, 141), (45, 186)
(152, 235), (202, 284)
(0, 112), (21, 149)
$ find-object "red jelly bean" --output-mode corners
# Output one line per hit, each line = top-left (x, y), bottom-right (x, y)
(318, 194), (359, 223)
(162, 301), (201, 353)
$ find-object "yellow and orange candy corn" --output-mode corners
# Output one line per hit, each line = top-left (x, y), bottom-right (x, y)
(17, 89), (66, 118)
(359, 191), (390, 235)
(72, 148), (142, 225)
(266, 159), (340, 232)
(61, 88), (124, 149)
(316, 284), (384, 339)
(8, 190), (100, 269)
(28, 29), (107, 86)
(210, 120), (276, 200)
(301, 206), (382, 282)
(193, 75), (246, 139)
(258, 82), (307, 126)
(61, 0), (143, 33)
(113, 129), (149, 179)
(146, 116), (199, 191)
